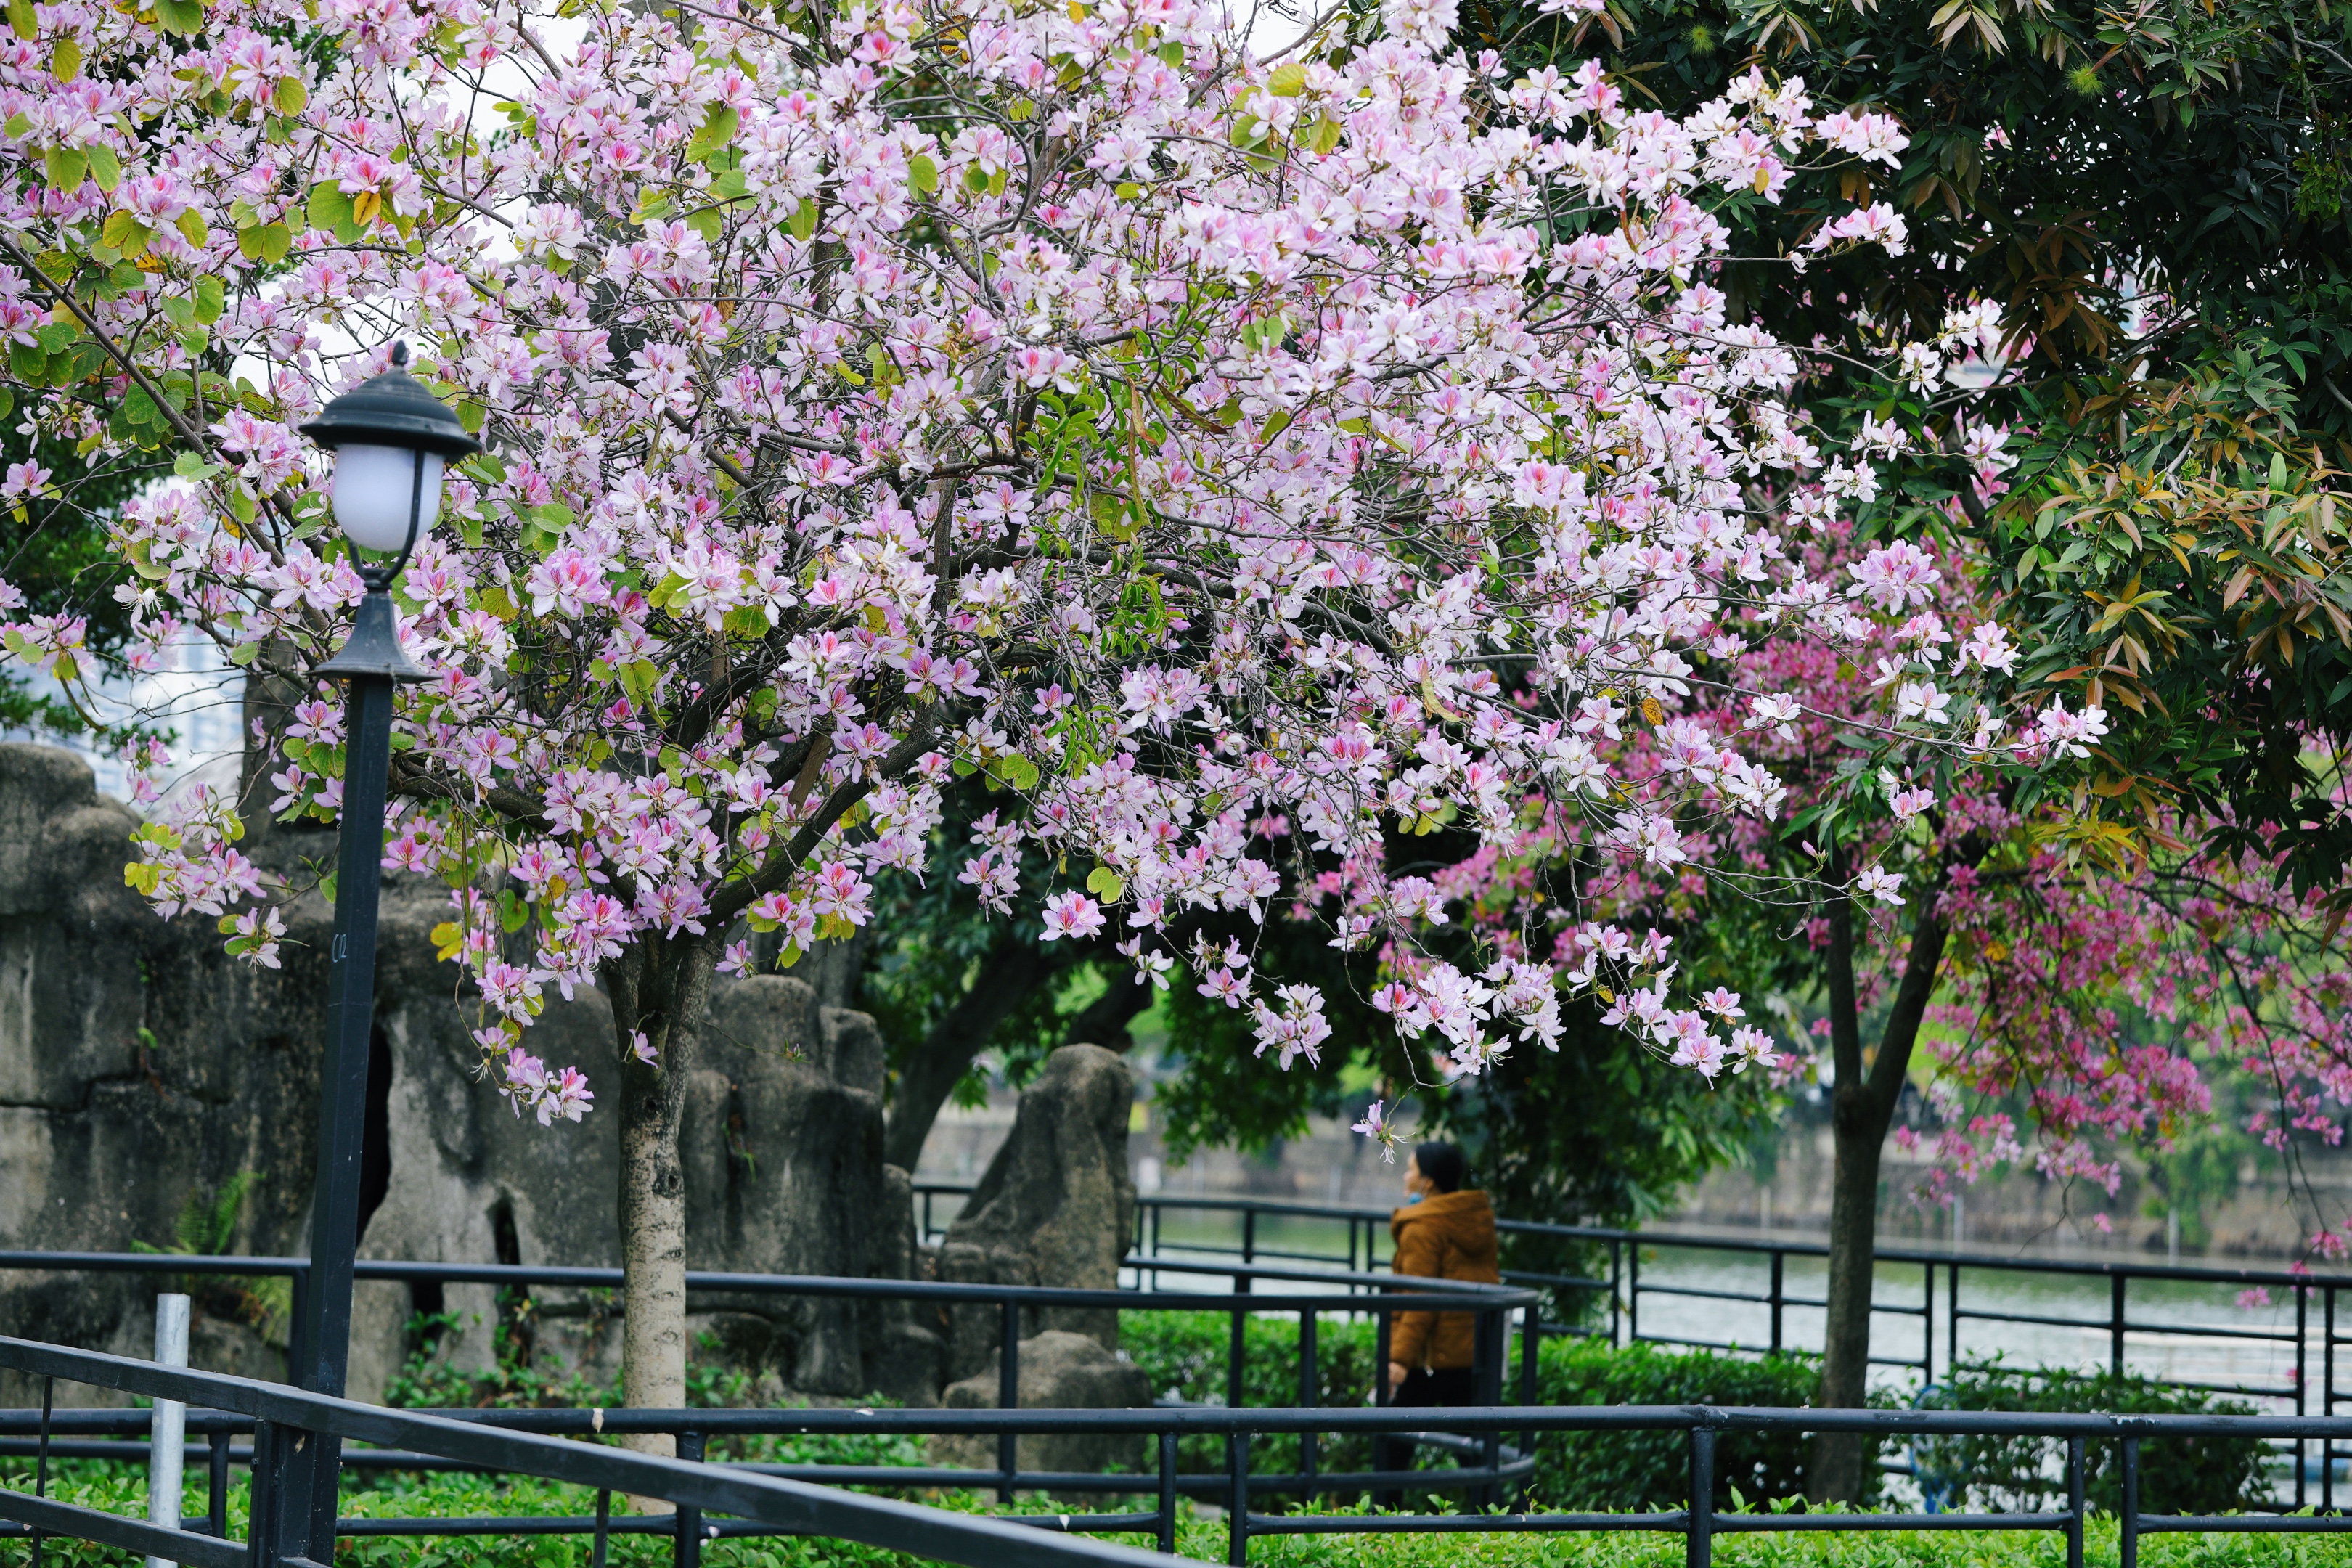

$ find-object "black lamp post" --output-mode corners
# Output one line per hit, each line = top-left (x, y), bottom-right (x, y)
(277, 342), (479, 1557)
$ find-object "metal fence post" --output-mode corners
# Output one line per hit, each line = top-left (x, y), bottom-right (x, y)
(32, 1375), (51, 1568)
(2120, 1435), (2141, 1568)
(247, 1418), (281, 1568)
(1242, 1209), (1257, 1269)
(2065, 1436), (2085, 1568)
(1157, 1429), (1178, 1554)
(1948, 1262), (1960, 1371)
(1686, 1424), (1715, 1568)
(1629, 1244), (1641, 1344)
(1228, 1304), (1248, 1413)
(2329, 1284), (2340, 1514)
(591, 1488), (612, 1568)
(205, 1426), (230, 1539)
(1374, 1307), (1392, 1407)
(1768, 1251), (1784, 1354)
(676, 1430), (704, 1568)
(1227, 1431), (1249, 1567)
(2110, 1273), (2127, 1382)
(1299, 1310), (1318, 1493)
(146, 1293), (190, 1568)
(2299, 1281), (2311, 1508)
(1922, 1261), (1934, 1382)
(1610, 1240), (1623, 1348)
(999, 1297), (1021, 1503)
(1519, 1302), (1539, 1508)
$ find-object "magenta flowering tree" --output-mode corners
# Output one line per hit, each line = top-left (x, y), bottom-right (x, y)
(1925, 837), (2352, 1257)
(0, 0), (2000, 1422)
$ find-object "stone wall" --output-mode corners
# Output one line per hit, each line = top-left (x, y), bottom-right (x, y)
(0, 743), (921, 1407)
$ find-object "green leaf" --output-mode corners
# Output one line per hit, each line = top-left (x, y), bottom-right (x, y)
(85, 142), (117, 192)
(100, 211), (151, 254)
(8, 342), (44, 382)
(1086, 865), (1125, 901)
(306, 181), (352, 234)
(907, 153), (939, 195)
(237, 221), (290, 264)
(618, 658), (660, 703)
(153, 0), (204, 35)
(1265, 62), (1306, 96)
(3, 0), (27, 38)
(684, 204), (722, 243)
(41, 146), (85, 190)
(50, 36), (78, 78)
(192, 275), (224, 324)
(175, 208), (206, 246)
(786, 197), (818, 240)
(274, 77), (305, 114)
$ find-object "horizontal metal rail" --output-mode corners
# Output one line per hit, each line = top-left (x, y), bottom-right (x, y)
(23, 1339), (2352, 1567)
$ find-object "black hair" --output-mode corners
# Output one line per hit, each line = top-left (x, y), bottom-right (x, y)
(1412, 1140), (1466, 1193)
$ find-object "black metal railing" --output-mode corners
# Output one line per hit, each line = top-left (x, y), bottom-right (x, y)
(0, 1249), (1540, 1486)
(13, 1336), (2352, 1567)
(910, 1183), (2352, 1505)
(0, 1334), (1183, 1568)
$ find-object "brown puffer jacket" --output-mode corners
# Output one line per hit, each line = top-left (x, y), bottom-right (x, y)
(1387, 1189), (1500, 1371)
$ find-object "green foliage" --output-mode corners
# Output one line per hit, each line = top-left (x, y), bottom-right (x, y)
(128, 1172), (289, 1342)
(1914, 1358), (2270, 1516)
(7, 1461), (2348, 1568)
(1122, 1310), (1387, 1479)
(1471, 0), (2352, 882)
(1530, 1337), (1858, 1510)
(1122, 1315), (1847, 1507)
(2138, 1127), (2250, 1251)
(384, 1315), (764, 1414)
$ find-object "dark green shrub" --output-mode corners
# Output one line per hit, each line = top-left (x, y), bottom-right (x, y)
(1914, 1358), (2268, 1516)
(1532, 1336), (1861, 1510)
(1120, 1310), (1384, 1478)
(1117, 1311), (1862, 1508)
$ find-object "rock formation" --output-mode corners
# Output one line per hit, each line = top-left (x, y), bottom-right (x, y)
(936, 1329), (1153, 1480)
(0, 743), (918, 1408)
(936, 1044), (1138, 1381)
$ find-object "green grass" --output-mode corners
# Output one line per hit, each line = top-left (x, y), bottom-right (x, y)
(9, 1463), (2352, 1568)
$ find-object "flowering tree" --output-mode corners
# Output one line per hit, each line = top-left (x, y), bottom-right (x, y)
(1927, 837), (2352, 1253)
(1347, 507), (2110, 1498)
(0, 0), (2009, 1429)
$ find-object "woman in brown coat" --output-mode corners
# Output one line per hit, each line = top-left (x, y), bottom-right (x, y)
(1375, 1140), (1499, 1495)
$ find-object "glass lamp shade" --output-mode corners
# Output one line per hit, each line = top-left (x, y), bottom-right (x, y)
(330, 444), (444, 554)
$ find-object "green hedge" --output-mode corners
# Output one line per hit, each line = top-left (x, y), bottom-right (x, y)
(1116, 1318), (2274, 1514)
(4, 1466), (2347, 1568)
(1531, 1336), (1852, 1509)
(1914, 1359), (2269, 1516)
(1117, 1312), (1845, 1506)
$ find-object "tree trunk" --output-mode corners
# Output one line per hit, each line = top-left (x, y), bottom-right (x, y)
(1060, 972), (1155, 1053)
(605, 933), (716, 1506)
(883, 934), (1048, 1172)
(1810, 867), (1952, 1503)
(1813, 1063), (1887, 1500)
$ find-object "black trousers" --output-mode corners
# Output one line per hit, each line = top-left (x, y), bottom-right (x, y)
(1372, 1366), (1477, 1505)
